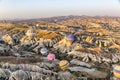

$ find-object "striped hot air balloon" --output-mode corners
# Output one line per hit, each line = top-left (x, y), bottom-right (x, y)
(113, 66), (120, 79)
(47, 53), (55, 62)
(59, 60), (69, 71)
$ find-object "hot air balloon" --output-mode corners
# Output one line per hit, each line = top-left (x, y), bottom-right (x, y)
(26, 29), (36, 37)
(59, 60), (69, 71)
(113, 66), (120, 79)
(47, 53), (55, 62)
(40, 47), (48, 56)
(66, 34), (76, 42)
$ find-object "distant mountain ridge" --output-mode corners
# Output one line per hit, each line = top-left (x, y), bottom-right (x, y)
(0, 15), (120, 22)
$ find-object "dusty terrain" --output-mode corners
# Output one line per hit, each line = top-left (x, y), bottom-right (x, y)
(0, 16), (120, 80)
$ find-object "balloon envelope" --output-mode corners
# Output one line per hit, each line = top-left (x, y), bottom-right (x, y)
(59, 60), (69, 71)
(26, 29), (36, 37)
(40, 48), (48, 55)
(113, 66), (120, 78)
(47, 53), (55, 62)
(66, 34), (75, 42)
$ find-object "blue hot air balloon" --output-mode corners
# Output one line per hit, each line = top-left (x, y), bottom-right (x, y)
(66, 34), (76, 42)
(40, 47), (48, 56)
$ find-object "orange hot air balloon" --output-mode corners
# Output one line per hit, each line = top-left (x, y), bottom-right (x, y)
(59, 60), (69, 71)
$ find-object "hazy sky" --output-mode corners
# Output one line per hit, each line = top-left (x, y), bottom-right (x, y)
(0, 0), (120, 19)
